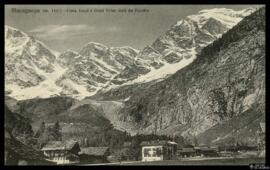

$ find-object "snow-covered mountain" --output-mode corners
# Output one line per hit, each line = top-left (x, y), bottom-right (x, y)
(5, 25), (62, 99)
(5, 8), (255, 100)
(114, 7), (255, 85)
(5, 26), (56, 87)
(5, 25), (140, 99)
(55, 43), (139, 98)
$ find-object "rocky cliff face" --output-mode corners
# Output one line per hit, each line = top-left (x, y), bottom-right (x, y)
(99, 7), (265, 145)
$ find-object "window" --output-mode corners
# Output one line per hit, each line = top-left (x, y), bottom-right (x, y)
(156, 148), (162, 157)
(143, 148), (151, 157)
(152, 148), (157, 157)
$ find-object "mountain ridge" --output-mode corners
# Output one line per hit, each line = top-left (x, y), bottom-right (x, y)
(5, 7), (255, 100)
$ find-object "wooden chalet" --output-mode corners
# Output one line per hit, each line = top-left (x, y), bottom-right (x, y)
(79, 147), (110, 164)
(195, 145), (219, 157)
(41, 140), (80, 165)
(177, 145), (196, 158)
(140, 140), (177, 162)
(177, 144), (219, 158)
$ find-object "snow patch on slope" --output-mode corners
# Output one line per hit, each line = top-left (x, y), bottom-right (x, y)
(124, 47), (196, 85)
(188, 8), (255, 29)
(6, 63), (67, 100)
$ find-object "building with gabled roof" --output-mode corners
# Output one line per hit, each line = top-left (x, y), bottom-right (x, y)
(41, 140), (80, 164)
(196, 145), (219, 157)
(177, 145), (196, 158)
(79, 147), (110, 164)
(140, 140), (177, 162)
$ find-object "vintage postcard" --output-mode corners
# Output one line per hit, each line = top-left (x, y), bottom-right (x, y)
(4, 4), (266, 166)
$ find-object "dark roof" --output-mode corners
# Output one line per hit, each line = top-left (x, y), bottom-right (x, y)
(140, 140), (177, 146)
(209, 146), (219, 150)
(184, 145), (195, 148)
(79, 147), (109, 156)
(194, 147), (201, 150)
(200, 147), (217, 152)
(178, 149), (195, 153)
(41, 140), (79, 151)
(195, 145), (218, 152)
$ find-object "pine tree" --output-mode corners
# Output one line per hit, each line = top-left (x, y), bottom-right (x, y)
(53, 121), (62, 141)
(193, 136), (198, 146)
(34, 121), (45, 138)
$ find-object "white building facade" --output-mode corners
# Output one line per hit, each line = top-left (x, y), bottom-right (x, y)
(141, 140), (177, 162)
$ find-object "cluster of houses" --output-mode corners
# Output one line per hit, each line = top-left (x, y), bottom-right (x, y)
(140, 140), (219, 162)
(139, 124), (265, 162)
(40, 140), (110, 165)
(40, 139), (220, 164)
(6, 122), (264, 165)
(42, 140), (221, 164)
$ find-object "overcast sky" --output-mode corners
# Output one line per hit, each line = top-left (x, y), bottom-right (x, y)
(5, 5), (262, 52)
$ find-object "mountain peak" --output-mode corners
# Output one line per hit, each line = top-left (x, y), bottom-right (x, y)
(187, 7), (255, 29)
(5, 25), (28, 39)
(199, 8), (236, 14)
(198, 7), (255, 15)
(83, 41), (108, 49)
(79, 41), (108, 56)
(110, 46), (139, 54)
(65, 49), (79, 55)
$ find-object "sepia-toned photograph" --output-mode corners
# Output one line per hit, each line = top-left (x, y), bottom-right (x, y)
(4, 4), (266, 166)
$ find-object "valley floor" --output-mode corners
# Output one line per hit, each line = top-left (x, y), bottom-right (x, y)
(84, 157), (265, 166)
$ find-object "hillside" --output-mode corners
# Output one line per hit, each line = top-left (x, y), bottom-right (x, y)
(5, 96), (131, 149)
(5, 105), (53, 165)
(95, 7), (265, 145)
